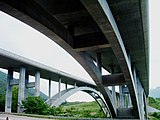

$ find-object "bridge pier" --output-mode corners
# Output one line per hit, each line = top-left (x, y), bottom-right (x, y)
(49, 78), (51, 99)
(5, 69), (13, 113)
(58, 77), (61, 98)
(35, 71), (40, 96)
(25, 73), (29, 99)
(119, 85), (126, 108)
(18, 66), (26, 113)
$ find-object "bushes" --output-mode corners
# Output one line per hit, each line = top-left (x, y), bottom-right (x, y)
(22, 96), (48, 114)
(22, 96), (63, 115)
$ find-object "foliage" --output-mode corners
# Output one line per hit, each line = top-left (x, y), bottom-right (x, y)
(0, 93), (5, 111)
(22, 96), (48, 115)
(149, 112), (160, 120)
(62, 101), (105, 118)
(149, 97), (160, 110)
(12, 86), (18, 112)
(148, 97), (160, 119)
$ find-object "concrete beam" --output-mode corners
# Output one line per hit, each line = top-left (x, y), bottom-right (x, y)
(26, 82), (35, 88)
(102, 74), (125, 86)
(10, 78), (19, 85)
(74, 44), (110, 52)
(5, 69), (13, 113)
(73, 32), (108, 49)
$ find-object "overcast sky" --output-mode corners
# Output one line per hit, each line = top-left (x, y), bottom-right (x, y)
(0, 0), (159, 101)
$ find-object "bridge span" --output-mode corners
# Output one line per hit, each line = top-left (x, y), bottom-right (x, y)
(0, 0), (149, 119)
(0, 48), (96, 113)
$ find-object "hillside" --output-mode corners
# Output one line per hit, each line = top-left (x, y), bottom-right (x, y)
(149, 97), (160, 110)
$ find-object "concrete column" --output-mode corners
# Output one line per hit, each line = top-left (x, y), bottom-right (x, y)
(119, 85), (125, 108)
(18, 66), (26, 113)
(133, 67), (137, 89)
(128, 94), (132, 108)
(137, 77), (145, 120)
(74, 82), (77, 88)
(96, 52), (102, 73)
(5, 69), (13, 113)
(65, 82), (67, 90)
(35, 71), (40, 96)
(49, 78), (51, 99)
(112, 86), (117, 108)
(58, 77), (61, 98)
(24, 73), (29, 99)
(143, 93), (148, 119)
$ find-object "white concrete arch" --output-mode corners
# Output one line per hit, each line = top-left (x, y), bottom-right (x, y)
(46, 86), (110, 117)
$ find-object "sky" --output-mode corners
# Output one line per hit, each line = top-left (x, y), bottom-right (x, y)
(0, 0), (159, 101)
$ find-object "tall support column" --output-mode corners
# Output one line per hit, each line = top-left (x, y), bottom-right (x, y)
(35, 71), (40, 96)
(49, 78), (51, 99)
(112, 86), (117, 108)
(58, 77), (61, 98)
(128, 94), (132, 108)
(110, 67), (117, 108)
(5, 68), (13, 113)
(119, 85), (125, 108)
(74, 82), (77, 88)
(143, 93), (148, 119)
(96, 52), (102, 73)
(65, 82), (67, 90)
(137, 77), (145, 120)
(24, 73), (29, 99)
(18, 66), (26, 113)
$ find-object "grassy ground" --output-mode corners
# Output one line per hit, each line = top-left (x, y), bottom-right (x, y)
(61, 101), (105, 118)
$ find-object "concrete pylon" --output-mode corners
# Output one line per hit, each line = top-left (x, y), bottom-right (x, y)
(112, 86), (117, 108)
(137, 77), (145, 120)
(18, 66), (26, 113)
(49, 78), (51, 99)
(5, 68), (13, 113)
(119, 85), (125, 108)
(58, 77), (61, 98)
(24, 73), (29, 99)
(35, 71), (40, 96)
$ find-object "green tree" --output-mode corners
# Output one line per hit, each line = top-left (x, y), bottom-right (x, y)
(0, 93), (5, 111)
(22, 96), (48, 115)
(12, 86), (18, 112)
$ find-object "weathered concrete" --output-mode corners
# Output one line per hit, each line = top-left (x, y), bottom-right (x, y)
(0, 48), (95, 87)
(18, 66), (26, 113)
(58, 77), (61, 98)
(35, 71), (40, 96)
(49, 78), (51, 99)
(5, 69), (13, 113)
(25, 73), (29, 99)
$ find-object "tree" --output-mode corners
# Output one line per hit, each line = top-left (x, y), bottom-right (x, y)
(12, 86), (18, 112)
(22, 96), (48, 115)
(0, 93), (5, 111)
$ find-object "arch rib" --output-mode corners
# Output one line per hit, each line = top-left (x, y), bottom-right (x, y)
(46, 87), (110, 117)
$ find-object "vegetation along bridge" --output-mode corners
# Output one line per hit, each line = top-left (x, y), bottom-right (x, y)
(0, 0), (149, 119)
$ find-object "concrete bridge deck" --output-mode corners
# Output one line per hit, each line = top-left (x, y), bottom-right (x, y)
(0, 48), (95, 87)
